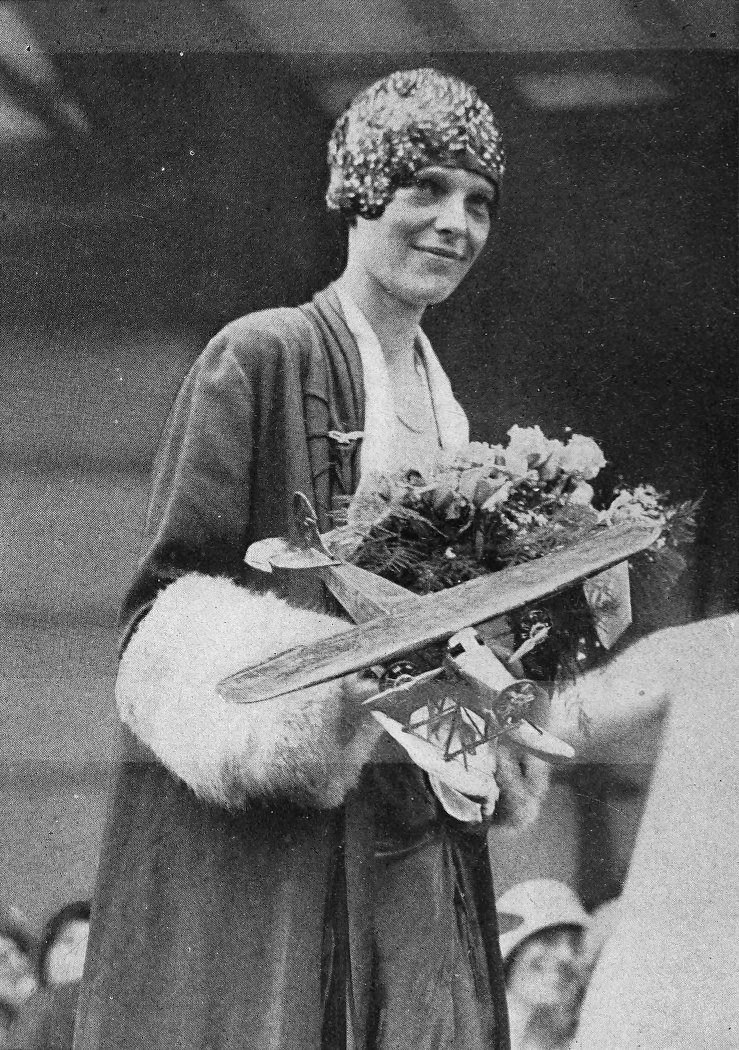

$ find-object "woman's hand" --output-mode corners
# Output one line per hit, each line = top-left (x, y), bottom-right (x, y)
(465, 771), (501, 822)
(340, 669), (383, 708)
(337, 671), (387, 753)
(344, 666), (503, 821)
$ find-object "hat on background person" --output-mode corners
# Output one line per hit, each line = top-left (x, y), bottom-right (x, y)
(37, 901), (90, 987)
(497, 879), (590, 968)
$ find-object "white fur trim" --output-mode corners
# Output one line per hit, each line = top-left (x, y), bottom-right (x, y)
(116, 574), (382, 809)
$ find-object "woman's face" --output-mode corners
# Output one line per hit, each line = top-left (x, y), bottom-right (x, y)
(348, 165), (495, 309)
(506, 925), (586, 1012)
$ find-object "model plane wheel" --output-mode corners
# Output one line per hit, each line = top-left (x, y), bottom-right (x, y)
(380, 660), (421, 689)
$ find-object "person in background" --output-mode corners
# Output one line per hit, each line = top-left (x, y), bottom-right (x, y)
(497, 880), (589, 1050)
(36, 902), (90, 988)
(0, 910), (38, 1047)
(8, 902), (90, 1050)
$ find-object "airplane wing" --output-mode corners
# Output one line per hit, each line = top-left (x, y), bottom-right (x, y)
(316, 562), (413, 624)
(246, 492), (413, 625)
(218, 521), (658, 703)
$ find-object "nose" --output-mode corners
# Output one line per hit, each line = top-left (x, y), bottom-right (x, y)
(558, 945), (578, 971)
(434, 191), (468, 237)
(550, 934), (582, 975)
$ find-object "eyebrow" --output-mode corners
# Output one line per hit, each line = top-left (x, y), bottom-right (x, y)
(419, 167), (495, 193)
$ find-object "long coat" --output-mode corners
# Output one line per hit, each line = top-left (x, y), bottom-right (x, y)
(73, 286), (511, 1050)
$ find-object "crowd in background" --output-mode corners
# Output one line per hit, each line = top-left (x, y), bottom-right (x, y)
(0, 882), (619, 1050)
(0, 901), (89, 1050)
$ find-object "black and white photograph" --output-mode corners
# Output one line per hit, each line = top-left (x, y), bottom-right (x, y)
(0, 3), (736, 1048)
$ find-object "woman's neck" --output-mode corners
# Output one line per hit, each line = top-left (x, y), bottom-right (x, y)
(335, 266), (423, 370)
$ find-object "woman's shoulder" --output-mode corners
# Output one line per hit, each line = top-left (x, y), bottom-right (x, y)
(205, 304), (316, 371)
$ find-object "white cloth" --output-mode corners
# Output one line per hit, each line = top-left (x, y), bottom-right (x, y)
(334, 287), (469, 477)
(336, 288), (486, 822)
(572, 614), (739, 1049)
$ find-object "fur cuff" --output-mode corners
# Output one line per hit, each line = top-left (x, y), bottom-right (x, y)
(116, 573), (382, 810)
(491, 745), (549, 831)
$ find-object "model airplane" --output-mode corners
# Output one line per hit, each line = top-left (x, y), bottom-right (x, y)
(218, 493), (659, 794)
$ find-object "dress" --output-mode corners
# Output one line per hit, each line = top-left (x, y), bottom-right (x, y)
(73, 285), (524, 1050)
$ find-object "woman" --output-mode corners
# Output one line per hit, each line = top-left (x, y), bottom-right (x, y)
(497, 880), (589, 1050)
(0, 911), (37, 1046)
(10, 901), (91, 1050)
(74, 69), (547, 1050)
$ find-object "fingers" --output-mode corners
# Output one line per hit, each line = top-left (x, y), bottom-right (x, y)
(340, 669), (381, 706)
(467, 781), (501, 822)
(480, 791), (500, 821)
(458, 772), (500, 822)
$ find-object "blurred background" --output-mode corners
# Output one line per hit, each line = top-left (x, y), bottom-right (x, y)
(0, 1), (736, 933)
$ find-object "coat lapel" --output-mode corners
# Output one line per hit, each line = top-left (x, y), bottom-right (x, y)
(297, 290), (376, 1050)
(301, 287), (365, 529)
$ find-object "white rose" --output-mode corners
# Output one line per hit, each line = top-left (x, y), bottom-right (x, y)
(539, 439), (566, 481)
(460, 441), (504, 468)
(481, 480), (513, 511)
(605, 485), (665, 526)
(506, 424), (553, 467)
(502, 448), (530, 480)
(558, 434), (607, 481)
(568, 481), (595, 505)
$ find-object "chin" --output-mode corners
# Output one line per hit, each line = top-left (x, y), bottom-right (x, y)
(402, 278), (461, 308)
(425, 286), (458, 306)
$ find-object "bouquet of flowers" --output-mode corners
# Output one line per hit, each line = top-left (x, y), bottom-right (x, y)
(328, 425), (696, 685)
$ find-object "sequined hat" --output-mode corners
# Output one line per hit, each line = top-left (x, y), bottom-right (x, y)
(326, 67), (505, 220)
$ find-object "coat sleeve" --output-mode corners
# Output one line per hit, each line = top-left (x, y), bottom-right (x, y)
(116, 319), (382, 809)
(119, 324), (263, 649)
(117, 573), (382, 810)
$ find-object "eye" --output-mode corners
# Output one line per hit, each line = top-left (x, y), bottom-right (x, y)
(467, 193), (495, 220)
(411, 173), (444, 197)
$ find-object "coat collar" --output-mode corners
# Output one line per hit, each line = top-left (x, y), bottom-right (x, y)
(309, 284), (365, 433)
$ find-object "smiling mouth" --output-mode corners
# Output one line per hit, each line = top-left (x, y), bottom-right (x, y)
(414, 245), (466, 262)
